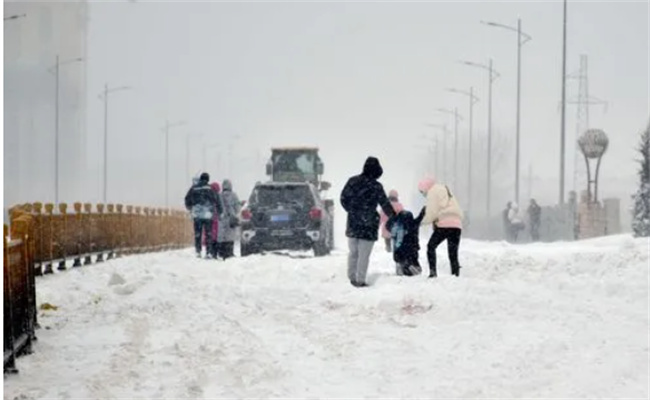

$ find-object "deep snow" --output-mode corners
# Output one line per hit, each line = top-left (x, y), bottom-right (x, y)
(3, 235), (649, 399)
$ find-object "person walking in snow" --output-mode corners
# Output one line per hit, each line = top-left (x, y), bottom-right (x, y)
(386, 208), (425, 276)
(340, 157), (396, 287)
(508, 202), (525, 242)
(379, 189), (404, 252)
(528, 199), (542, 241)
(207, 182), (225, 258)
(417, 177), (464, 277)
(185, 172), (222, 257)
(217, 179), (241, 259)
(502, 201), (513, 241)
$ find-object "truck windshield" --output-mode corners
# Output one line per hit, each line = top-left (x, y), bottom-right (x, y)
(251, 185), (314, 207)
(273, 152), (317, 179)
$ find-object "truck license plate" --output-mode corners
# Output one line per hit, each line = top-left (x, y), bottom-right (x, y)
(271, 214), (290, 222)
(271, 230), (294, 237)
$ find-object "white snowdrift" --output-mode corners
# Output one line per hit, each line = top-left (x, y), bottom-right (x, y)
(3, 235), (649, 399)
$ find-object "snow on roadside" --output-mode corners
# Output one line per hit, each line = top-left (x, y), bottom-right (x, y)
(3, 235), (649, 399)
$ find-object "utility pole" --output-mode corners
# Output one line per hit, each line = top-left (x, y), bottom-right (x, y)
(447, 87), (480, 218)
(54, 55), (60, 205)
(566, 54), (607, 195)
(560, 0), (568, 204)
(461, 58), (500, 217)
(481, 18), (532, 204)
(436, 108), (463, 188)
(487, 58), (493, 217)
(516, 18), (522, 204)
(99, 83), (131, 204)
(424, 123), (450, 181)
(103, 84), (107, 204)
(48, 55), (84, 205)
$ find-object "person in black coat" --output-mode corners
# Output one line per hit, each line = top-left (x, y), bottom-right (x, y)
(387, 208), (425, 276)
(184, 172), (222, 257)
(528, 199), (542, 241)
(340, 157), (395, 287)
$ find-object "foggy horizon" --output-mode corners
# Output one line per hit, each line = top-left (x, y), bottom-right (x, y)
(4, 0), (649, 233)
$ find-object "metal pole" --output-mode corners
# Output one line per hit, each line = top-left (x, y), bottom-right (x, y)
(103, 84), (108, 204)
(515, 18), (522, 204)
(165, 121), (169, 207)
(468, 87), (474, 218)
(487, 58), (493, 218)
(454, 107), (459, 189)
(54, 55), (60, 205)
(560, 0), (568, 204)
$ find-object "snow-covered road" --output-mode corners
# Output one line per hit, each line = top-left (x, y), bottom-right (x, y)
(4, 235), (649, 399)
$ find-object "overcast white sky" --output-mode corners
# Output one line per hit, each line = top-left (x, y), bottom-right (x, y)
(84, 0), (647, 217)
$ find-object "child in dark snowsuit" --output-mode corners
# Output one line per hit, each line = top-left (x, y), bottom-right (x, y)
(386, 209), (425, 276)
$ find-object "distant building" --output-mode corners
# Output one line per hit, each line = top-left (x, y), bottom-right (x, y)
(4, 0), (88, 207)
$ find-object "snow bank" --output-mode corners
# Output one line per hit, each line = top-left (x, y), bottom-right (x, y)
(4, 235), (648, 399)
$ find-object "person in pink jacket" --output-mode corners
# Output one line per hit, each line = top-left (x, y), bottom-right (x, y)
(418, 177), (464, 278)
(207, 182), (223, 258)
(379, 189), (404, 252)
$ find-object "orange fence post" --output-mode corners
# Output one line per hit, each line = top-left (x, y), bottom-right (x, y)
(125, 205), (134, 255)
(106, 204), (115, 260)
(30, 202), (44, 275)
(42, 204), (54, 274)
(95, 204), (105, 262)
(83, 203), (93, 265)
(12, 214), (37, 343)
(56, 203), (68, 271)
(72, 203), (83, 267)
(157, 208), (165, 251)
(134, 207), (142, 253)
(115, 204), (124, 258)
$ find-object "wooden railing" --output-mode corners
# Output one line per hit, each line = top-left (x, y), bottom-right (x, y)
(7, 202), (193, 274)
(3, 202), (192, 373)
(4, 217), (37, 373)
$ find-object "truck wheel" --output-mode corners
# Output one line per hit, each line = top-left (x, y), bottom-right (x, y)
(241, 243), (258, 257)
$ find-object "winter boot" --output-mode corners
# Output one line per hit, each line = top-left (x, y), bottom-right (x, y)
(428, 268), (437, 278)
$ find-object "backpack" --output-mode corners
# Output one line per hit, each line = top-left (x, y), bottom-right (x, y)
(390, 220), (407, 251)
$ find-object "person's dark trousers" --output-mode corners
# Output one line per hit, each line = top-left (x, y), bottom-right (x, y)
(209, 241), (220, 259)
(530, 223), (540, 241)
(194, 219), (212, 255)
(224, 242), (235, 258)
(427, 227), (462, 277)
(217, 241), (234, 259)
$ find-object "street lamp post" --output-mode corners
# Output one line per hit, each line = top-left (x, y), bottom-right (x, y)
(163, 120), (187, 207)
(481, 18), (532, 204)
(446, 87), (480, 217)
(436, 108), (464, 189)
(99, 84), (131, 204)
(416, 134), (439, 176)
(425, 122), (450, 182)
(460, 59), (500, 217)
(48, 55), (84, 205)
(560, 0), (568, 204)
